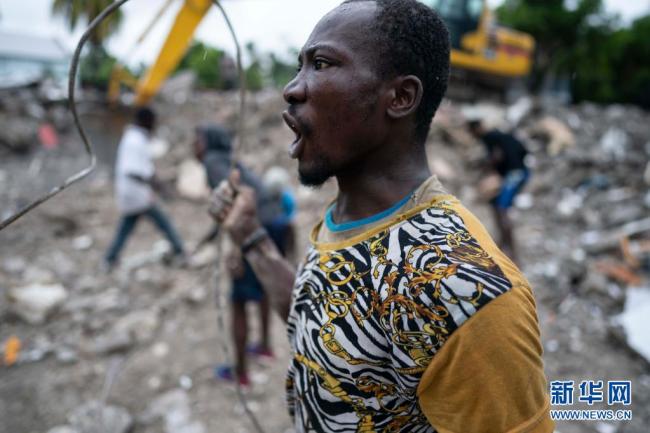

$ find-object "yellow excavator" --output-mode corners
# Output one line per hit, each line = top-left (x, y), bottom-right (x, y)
(422, 0), (535, 99)
(109, 0), (535, 105)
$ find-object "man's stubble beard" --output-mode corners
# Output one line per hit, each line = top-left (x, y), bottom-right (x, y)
(298, 158), (334, 187)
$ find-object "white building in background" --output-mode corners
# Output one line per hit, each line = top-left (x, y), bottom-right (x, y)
(0, 31), (70, 88)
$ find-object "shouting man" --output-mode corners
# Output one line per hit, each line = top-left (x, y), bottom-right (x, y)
(212, 0), (553, 431)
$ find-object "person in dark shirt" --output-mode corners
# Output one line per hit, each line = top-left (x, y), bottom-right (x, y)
(469, 119), (530, 261)
(193, 124), (294, 387)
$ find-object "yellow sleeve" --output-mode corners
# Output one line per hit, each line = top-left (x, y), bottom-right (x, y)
(415, 201), (554, 433)
(416, 283), (554, 433)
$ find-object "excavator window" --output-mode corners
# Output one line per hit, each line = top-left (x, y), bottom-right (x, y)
(420, 0), (484, 49)
(467, 0), (483, 20)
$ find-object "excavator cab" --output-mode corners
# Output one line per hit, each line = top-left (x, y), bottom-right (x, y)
(425, 0), (484, 49)
(420, 0), (535, 99)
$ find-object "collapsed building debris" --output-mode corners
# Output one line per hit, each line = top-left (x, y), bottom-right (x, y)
(1, 89), (649, 433)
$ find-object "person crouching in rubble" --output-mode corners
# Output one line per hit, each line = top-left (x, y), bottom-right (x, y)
(193, 125), (294, 388)
(210, 0), (553, 431)
(104, 107), (186, 270)
(468, 119), (530, 262)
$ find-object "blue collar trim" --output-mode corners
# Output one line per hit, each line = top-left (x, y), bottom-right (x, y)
(325, 191), (413, 233)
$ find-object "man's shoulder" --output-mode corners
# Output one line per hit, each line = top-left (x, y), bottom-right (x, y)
(120, 125), (149, 148)
(395, 196), (519, 284)
(414, 197), (529, 281)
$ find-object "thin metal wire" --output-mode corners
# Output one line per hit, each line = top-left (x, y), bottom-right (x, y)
(209, 3), (267, 433)
(0, 0), (131, 232)
(212, 0), (246, 161)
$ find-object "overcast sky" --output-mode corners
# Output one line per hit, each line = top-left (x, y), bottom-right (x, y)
(1, 0), (649, 66)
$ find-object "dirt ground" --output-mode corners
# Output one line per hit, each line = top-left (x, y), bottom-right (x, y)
(1, 90), (648, 433)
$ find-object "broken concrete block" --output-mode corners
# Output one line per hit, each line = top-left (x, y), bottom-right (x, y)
(599, 127), (629, 161)
(189, 244), (218, 269)
(1, 256), (26, 275)
(68, 401), (133, 433)
(506, 95), (534, 126)
(176, 159), (210, 200)
(140, 389), (205, 433)
(90, 328), (133, 355)
(72, 235), (93, 251)
(556, 189), (583, 218)
(150, 137), (170, 159)
(579, 271), (609, 296)
(0, 116), (37, 153)
(7, 283), (67, 325)
(113, 309), (160, 344)
(55, 346), (79, 364)
(160, 70), (196, 105)
(613, 287), (650, 364)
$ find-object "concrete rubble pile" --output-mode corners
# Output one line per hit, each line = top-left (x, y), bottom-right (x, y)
(1, 89), (649, 433)
(436, 97), (650, 362)
(0, 82), (70, 153)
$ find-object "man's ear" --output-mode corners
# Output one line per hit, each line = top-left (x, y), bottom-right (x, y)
(386, 75), (423, 119)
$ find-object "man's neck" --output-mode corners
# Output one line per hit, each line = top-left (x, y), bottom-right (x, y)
(332, 146), (431, 223)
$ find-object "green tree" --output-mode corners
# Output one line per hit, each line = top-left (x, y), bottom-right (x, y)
(79, 46), (117, 89)
(176, 41), (224, 88)
(52, 0), (124, 88)
(613, 16), (650, 107)
(244, 42), (264, 91)
(268, 49), (299, 88)
(51, 0), (123, 48)
(497, 0), (606, 91)
(498, 1), (650, 106)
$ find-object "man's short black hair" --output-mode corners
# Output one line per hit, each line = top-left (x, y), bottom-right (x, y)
(343, 0), (450, 143)
(134, 106), (156, 130)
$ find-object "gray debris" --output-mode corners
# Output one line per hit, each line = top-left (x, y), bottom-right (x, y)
(46, 426), (80, 433)
(2, 256), (27, 275)
(90, 329), (133, 355)
(68, 401), (133, 433)
(599, 127), (629, 161)
(613, 287), (650, 363)
(0, 116), (37, 152)
(113, 309), (161, 344)
(6, 283), (68, 325)
(140, 389), (206, 433)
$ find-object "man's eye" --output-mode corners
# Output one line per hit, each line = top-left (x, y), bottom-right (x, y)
(314, 59), (331, 70)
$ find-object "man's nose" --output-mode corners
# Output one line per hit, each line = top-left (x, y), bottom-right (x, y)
(283, 73), (306, 105)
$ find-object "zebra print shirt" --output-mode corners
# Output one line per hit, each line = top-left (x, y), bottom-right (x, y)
(286, 195), (513, 432)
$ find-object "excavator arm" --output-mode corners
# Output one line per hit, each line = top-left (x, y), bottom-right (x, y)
(135, 0), (212, 105)
(108, 0), (213, 105)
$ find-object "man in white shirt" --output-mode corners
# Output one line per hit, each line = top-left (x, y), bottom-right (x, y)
(105, 107), (185, 268)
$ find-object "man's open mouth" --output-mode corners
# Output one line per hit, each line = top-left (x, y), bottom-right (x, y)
(282, 111), (304, 159)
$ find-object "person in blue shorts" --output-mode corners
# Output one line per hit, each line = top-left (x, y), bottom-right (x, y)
(469, 119), (530, 261)
(193, 125), (294, 387)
